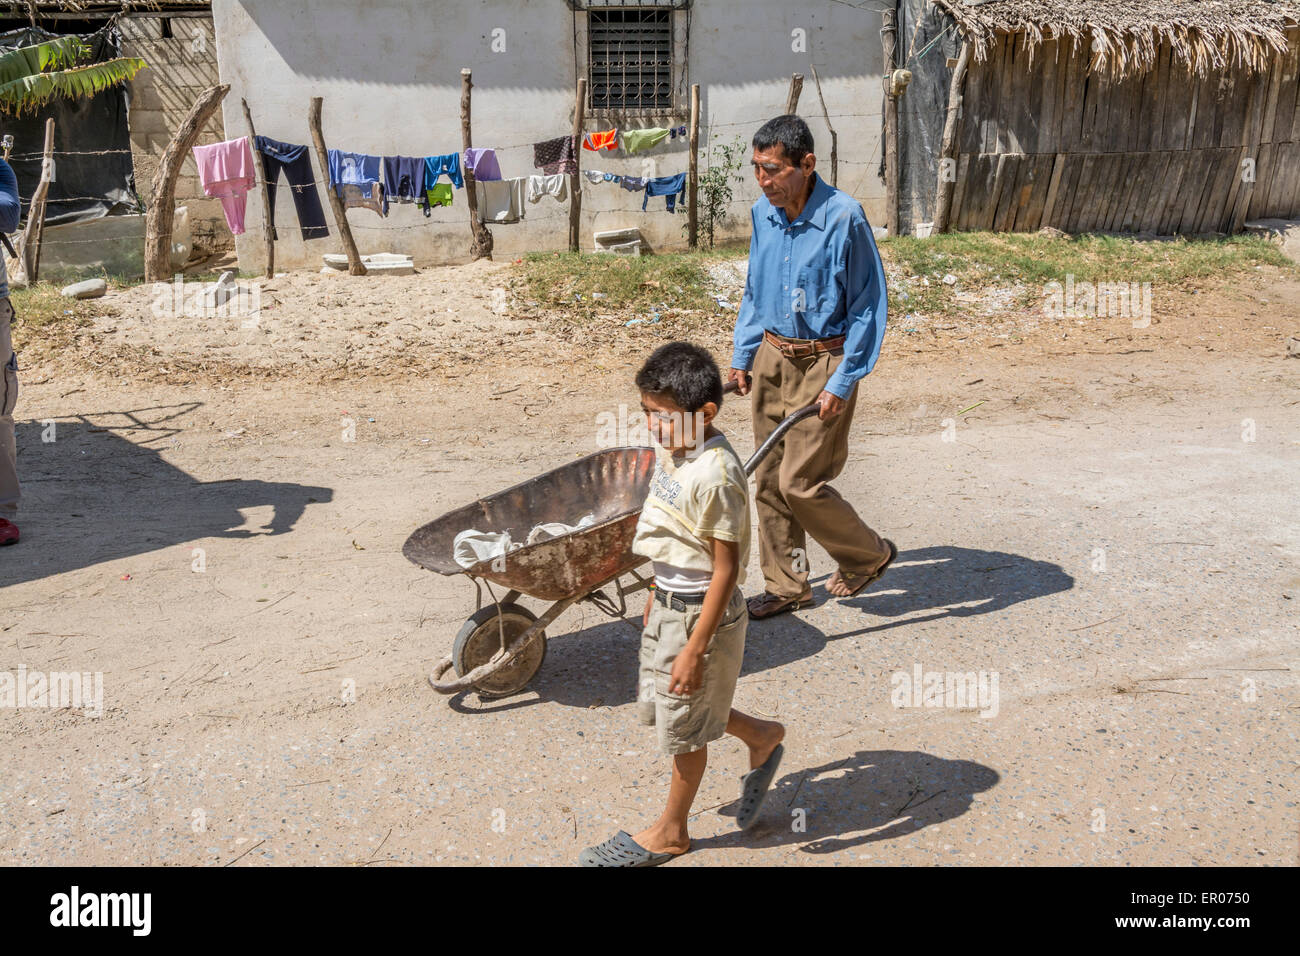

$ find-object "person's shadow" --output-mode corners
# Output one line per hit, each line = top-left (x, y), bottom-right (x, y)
(5, 405), (333, 588)
(449, 544), (1072, 711)
(692, 748), (1000, 855)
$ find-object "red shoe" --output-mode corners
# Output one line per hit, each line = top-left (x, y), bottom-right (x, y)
(0, 518), (18, 545)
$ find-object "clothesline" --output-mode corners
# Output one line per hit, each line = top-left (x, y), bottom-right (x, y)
(5, 148), (135, 161)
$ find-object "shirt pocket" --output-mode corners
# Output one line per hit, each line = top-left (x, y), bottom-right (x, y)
(794, 262), (836, 315)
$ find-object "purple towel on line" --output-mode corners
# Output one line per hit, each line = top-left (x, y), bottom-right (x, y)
(464, 147), (503, 182)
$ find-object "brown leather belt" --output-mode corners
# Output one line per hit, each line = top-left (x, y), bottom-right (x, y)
(764, 329), (846, 358)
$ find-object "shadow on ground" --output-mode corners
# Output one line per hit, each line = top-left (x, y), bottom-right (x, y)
(450, 544), (1072, 713)
(693, 748), (1001, 856)
(5, 406), (332, 588)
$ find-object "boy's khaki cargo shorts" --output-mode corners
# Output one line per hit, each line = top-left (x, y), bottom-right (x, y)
(638, 587), (747, 756)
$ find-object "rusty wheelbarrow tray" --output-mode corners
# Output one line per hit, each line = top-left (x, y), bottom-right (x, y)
(402, 390), (819, 700)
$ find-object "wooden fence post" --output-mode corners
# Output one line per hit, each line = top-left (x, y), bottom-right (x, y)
(810, 65), (837, 188)
(569, 77), (586, 253)
(241, 97), (274, 277)
(882, 10), (900, 236)
(308, 96), (365, 276)
(22, 118), (54, 282)
(933, 41), (971, 234)
(688, 83), (699, 250)
(785, 74), (803, 114)
(461, 68), (493, 260)
(145, 83), (228, 283)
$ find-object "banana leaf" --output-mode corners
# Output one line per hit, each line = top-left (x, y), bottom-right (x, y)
(0, 56), (148, 115)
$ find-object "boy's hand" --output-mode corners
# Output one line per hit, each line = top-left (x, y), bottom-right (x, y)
(669, 647), (705, 696)
(643, 591), (653, 627)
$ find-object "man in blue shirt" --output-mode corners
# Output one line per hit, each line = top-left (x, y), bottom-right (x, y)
(0, 155), (22, 545)
(728, 115), (895, 618)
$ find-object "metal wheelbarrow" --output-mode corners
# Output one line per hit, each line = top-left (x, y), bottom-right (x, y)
(401, 384), (820, 699)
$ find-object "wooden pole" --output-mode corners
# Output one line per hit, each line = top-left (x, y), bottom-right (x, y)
(881, 10), (900, 236)
(568, 77), (586, 253)
(21, 118), (54, 282)
(309, 96), (365, 276)
(933, 41), (971, 234)
(145, 83), (228, 282)
(241, 97), (274, 278)
(809, 64), (837, 188)
(785, 74), (803, 115)
(460, 68), (492, 260)
(688, 83), (699, 250)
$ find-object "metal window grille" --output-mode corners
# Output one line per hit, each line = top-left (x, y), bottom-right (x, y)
(588, 8), (673, 112)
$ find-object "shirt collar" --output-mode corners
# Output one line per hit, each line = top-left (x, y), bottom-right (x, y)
(764, 171), (831, 231)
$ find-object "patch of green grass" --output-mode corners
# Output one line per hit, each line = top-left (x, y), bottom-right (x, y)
(881, 232), (1294, 316)
(511, 249), (747, 322)
(9, 279), (119, 359)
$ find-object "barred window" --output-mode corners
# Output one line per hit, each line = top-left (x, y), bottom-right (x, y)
(588, 8), (673, 112)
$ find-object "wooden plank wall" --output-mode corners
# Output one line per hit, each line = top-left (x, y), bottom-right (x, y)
(950, 28), (1300, 234)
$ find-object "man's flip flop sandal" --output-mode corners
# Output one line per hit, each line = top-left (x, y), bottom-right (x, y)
(736, 743), (785, 830)
(832, 539), (898, 598)
(578, 830), (680, 867)
(746, 591), (813, 620)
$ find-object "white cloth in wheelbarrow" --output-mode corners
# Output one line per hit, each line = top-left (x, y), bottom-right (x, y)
(452, 513), (597, 569)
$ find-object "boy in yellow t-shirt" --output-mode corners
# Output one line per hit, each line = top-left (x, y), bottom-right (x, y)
(579, 342), (786, 867)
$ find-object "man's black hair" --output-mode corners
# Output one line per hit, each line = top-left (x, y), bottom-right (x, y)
(635, 341), (723, 413)
(752, 114), (815, 166)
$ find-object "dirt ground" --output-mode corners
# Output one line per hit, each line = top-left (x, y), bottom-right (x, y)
(1, 257), (1297, 865)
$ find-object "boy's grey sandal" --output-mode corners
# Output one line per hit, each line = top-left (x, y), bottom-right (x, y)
(736, 743), (785, 830)
(578, 830), (679, 867)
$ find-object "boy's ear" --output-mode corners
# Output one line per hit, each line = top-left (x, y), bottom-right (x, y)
(697, 401), (718, 426)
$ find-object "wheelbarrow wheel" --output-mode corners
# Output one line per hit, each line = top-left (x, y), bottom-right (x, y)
(452, 603), (547, 699)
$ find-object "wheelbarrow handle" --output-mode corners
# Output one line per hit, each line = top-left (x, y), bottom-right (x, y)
(721, 378), (822, 476)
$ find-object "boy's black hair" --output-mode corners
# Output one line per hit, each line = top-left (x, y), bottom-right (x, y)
(635, 341), (723, 413)
(753, 114), (815, 167)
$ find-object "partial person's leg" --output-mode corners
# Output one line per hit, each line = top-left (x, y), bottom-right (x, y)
(0, 297), (20, 523)
(778, 350), (890, 582)
(726, 710), (785, 769)
(751, 340), (810, 599)
(632, 747), (706, 854)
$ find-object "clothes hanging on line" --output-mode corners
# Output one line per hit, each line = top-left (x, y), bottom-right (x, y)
(604, 172), (622, 182)
(583, 169), (606, 185)
(533, 135), (577, 175)
(621, 127), (670, 153)
(421, 153), (463, 215)
(337, 182), (386, 217)
(583, 129), (619, 152)
(463, 147), (502, 182)
(328, 149), (388, 215)
(643, 172), (687, 212)
(426, 182), (454, 208)
(619, 176), (648, 192)
(476, 177), (527, 223)
(192, 136), (256, 235)
(424, 153), (464, 188)
(668, 125), (689, 140)
(253, 136), (329, 241)
(527, 173), (569, 204)
(382, 155), (425, 205)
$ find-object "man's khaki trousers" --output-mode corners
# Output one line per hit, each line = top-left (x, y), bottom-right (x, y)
(0, 297), (18, 519)
(751, 337), (889, 598)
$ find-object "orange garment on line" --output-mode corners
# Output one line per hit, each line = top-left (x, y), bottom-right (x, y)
(583, 128), (619, 152)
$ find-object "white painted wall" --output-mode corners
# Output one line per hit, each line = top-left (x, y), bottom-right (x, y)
(211, 0), (886, 271)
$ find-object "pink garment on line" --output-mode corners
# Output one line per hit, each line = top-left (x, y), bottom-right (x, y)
(192, 136), (256, 235)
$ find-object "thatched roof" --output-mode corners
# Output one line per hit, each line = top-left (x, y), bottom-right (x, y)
(1, 1), (207, 17)
(932, 0), (1300, 76)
